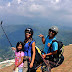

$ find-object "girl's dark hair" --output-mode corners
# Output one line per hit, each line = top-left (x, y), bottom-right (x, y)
(16, 41), (24, 52)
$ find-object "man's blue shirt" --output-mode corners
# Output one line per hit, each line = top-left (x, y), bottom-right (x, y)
(43, 36), (58, 54)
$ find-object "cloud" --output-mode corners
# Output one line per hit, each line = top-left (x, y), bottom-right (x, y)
(51, 0), (60, 4)
(0, 6), (3, 9)
(0, 0), (72, 22)
(7, 2), (11, 7)
(18, 0), (22, 4)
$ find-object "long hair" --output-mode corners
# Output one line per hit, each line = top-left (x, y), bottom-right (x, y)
(23, 28), (35, 49)
(16, 41), (24, 52)
(23, 38), (33, 46)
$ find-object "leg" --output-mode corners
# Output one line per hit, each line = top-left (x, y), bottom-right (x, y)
(18, 67), (23, 72)
(23, 61), (28, 72)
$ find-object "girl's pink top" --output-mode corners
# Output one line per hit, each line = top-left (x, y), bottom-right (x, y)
(15, 51), (24, 67)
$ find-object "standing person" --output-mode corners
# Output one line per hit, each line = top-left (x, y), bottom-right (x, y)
(38, 26), (58, 61)
(23, 28), (36, 72)
(12, 41), (24, 72)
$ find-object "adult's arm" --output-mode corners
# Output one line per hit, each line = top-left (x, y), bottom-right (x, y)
(43, 42), (58, 58)
(46, 50), (57, 55)
(30, 42), (35, 68)
(38, 34), (45, 44)
(43, 50), (57, 58)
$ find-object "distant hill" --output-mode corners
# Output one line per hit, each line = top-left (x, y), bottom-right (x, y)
(0, 24), (72, 61)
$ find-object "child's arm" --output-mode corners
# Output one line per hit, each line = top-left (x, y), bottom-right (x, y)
(13, 56), (24, 70)
(12, 47), (16, 51)
(16, 56), (24, 67)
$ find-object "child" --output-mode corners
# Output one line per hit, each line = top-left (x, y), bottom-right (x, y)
(12, 41), (24, 72)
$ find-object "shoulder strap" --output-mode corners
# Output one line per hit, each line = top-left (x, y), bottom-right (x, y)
(50, 40), (57, 47)
(28, 39), (34, 46)
(49, 40), (58, 52)
(28, 39), (34, 52)
(52, 40), (58, 43)
(45, 35), (49, 42)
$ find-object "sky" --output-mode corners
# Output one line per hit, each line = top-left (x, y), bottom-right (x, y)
(0, 0), (72, 27)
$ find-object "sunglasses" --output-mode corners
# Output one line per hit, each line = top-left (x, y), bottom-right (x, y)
(49, 29), (56, 33)
(25, 31), (31, 34)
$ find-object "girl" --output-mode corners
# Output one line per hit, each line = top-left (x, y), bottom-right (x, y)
(23, 28), (36, 72)
(12, 41), (24, 72)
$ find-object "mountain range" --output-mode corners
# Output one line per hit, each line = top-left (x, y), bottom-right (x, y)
(0, 24), (72, 61)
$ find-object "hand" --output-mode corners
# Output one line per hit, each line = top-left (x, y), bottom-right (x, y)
(29, 62), (33, 68)
(47, 43), (51, 47)
(38, 34), (44, 38)
(42, 54), (46, 58)
(13, 66), (17, 71)
(12, 47), (16, 50)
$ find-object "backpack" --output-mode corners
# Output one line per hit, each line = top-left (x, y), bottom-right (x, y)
(50, 40), (64, 58)
(28, 41), (43, 64)
(35, 46), (43, 64)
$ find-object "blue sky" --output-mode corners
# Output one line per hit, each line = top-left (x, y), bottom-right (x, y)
(0, 0), (72, 27)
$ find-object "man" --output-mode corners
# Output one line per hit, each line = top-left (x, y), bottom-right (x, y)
(38, 26), (58, 60)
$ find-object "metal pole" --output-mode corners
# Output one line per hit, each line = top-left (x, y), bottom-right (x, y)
(0, 21), (12, 47)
